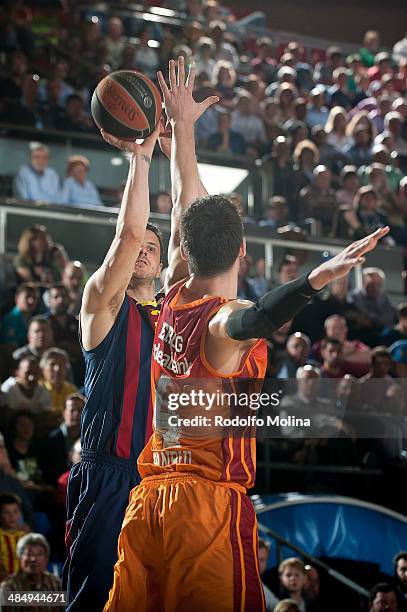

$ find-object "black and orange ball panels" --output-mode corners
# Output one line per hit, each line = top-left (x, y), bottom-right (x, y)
(91, 70), (162, 140)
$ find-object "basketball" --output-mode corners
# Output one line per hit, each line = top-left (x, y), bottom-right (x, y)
(91, 70), (162, 140)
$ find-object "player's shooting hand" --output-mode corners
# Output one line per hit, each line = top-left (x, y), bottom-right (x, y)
(157, 56), (219, 125)
(308, 226), (390, 290)
(100, 120), (162, 160)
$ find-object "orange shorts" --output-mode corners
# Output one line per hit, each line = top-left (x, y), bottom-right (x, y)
(104, 472), (265, 612)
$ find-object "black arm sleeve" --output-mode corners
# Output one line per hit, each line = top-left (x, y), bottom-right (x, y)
(226, 273), (320, 340)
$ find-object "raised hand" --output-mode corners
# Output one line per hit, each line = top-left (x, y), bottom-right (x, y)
(157, 56), (219, 124)
(308, 226), (390, 290)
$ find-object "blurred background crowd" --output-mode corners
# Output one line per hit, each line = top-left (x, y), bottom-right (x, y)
(0, 0), (406, 609)
(0, 0), (406, 238)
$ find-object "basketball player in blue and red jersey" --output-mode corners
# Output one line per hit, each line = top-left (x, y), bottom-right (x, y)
(105, 56), (390, 612)
(63, 68), (218, 610)
(61, 122), (162, 611)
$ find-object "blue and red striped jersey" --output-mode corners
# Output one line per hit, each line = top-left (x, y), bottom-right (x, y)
(80, 295), (160, 463)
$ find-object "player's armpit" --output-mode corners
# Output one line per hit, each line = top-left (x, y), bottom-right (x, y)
(80, 232), (143, 351)
(208, 300), (257, 345)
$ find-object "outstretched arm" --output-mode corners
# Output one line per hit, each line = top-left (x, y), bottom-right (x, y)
(81, 124), (160, 351)
(157, 57), (218, 291)
(210, 227), (390, 343)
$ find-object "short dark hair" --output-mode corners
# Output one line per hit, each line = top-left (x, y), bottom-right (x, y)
(28, 316), (50, 330)
(146, 222), (164, 263)
(0, 493), (22, 513)
(321, 337), (342, 350)
(16, 356), (39, 369)
(9, 409), (35, 437)
(15, 283), (37, 298)
(368, 583), (396, 604)
(394, 551), (407, 570)
(371, 346), (391, 363)
(49, 283), (67, 293)
(180, 195), (243, 276)
(64, 393), (86, 409)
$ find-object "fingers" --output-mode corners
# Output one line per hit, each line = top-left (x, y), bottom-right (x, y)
(354, 227), (390, 247)
(100, 129), (113, 143)
(186, 61), (196, 91)
(370, 226), (390, 238)
(199, 95), (220, 114)
(100, 130), (126, 150)
(158, 115), (166, 135)
(164, 119), (172, 136)
(157, 71), (170, 99)
(149, 120), (163, 141)
(177, 55), (185, 87)
(348, 257), (366, 266)
(159, 127), (172, 139)
(349, 226), (390, 256)
(159, 113), (172, 138)
(360, 228), (389, 253)
(169, 59), (177, 91)
(142, 121), (162, 150)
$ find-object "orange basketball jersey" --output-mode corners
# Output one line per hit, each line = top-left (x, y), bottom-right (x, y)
(138, 280), (268, 488)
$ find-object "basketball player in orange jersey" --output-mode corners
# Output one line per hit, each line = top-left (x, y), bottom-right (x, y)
(105, 57), (389, 612)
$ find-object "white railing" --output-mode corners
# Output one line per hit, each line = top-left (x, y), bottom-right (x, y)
(2, 199), (404, 291)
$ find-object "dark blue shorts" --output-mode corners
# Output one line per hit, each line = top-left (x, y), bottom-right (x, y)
(62, 450), (140, 612)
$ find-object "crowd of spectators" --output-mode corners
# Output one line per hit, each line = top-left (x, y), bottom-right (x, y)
(0, 220), (405, 573)
(0, 0), (406, 599)
(258, 543), (407, 611)
(0, 1), (406, 236)
(237, 251), (407, 484)
(0, 222), (86, 568)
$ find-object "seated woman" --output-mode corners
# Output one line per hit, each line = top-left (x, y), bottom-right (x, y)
(61, 155), (102, 207)
(211, 60), (237, 109)
(13, 226), (59, 286)
(325, 106), (354, 154)
(292, 139), (320, 192)
(48, 243), (69, 279)
(367, 163), (406, 229)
